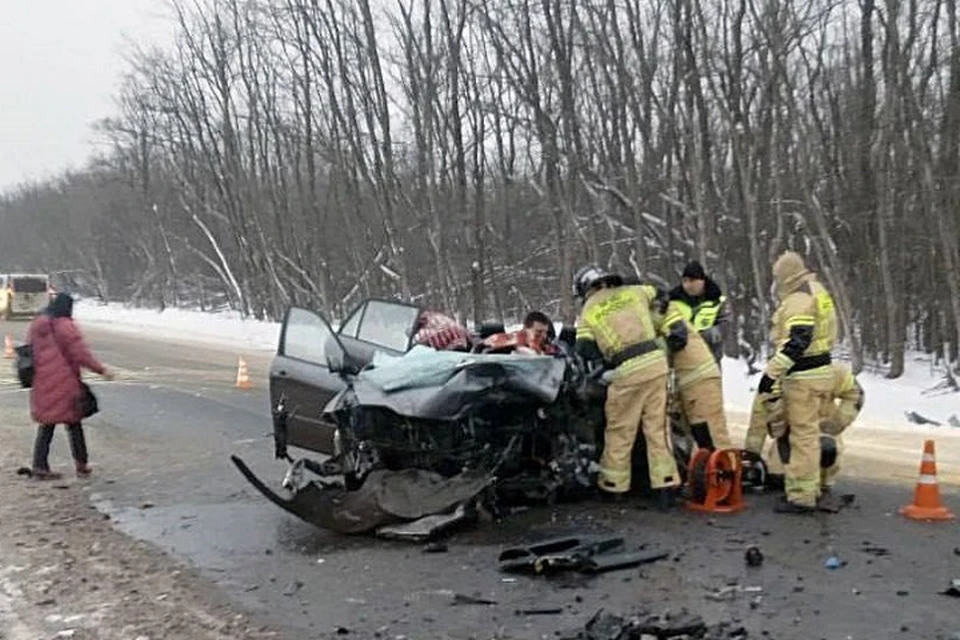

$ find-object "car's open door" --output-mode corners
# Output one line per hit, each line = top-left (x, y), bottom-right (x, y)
(269, 307), (353, 455)
(336, 298), (422, 364)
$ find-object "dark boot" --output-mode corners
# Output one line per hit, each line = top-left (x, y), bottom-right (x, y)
(31, 424), (56, 477)
(656, 487), (681, 512)
(774, 497), (815, 514)
(817, 490), (856, 513)
(66, 424), (90, 475)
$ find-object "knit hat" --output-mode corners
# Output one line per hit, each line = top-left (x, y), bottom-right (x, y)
(681, 261), (706, 280)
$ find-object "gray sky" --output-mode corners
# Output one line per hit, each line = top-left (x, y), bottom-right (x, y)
(0, 0), (172, 191)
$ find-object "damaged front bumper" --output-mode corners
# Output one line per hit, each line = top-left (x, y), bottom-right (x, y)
(231, 454), (495, 537)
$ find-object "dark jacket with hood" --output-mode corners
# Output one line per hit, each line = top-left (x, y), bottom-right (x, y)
(27, 294), (106, 425)
(669, 279), (727, 328)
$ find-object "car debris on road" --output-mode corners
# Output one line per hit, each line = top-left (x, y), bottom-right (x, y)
(704, 585), (763, 602)
(561, 608), (748, 640)
(941, 578), (960, 598)
(498, 535), (668, 576)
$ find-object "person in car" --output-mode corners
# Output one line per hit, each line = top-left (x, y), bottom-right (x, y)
(480, 311), (560, 355)
(26, 293), (114, 479)
(412, 310), (472, 351)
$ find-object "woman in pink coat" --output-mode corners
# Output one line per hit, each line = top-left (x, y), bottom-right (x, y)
(27, 293), (113, 479)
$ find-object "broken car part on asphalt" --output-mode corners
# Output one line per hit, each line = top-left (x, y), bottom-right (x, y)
(704, 585), (763, 602)
(744, 546), (763, 567)
(498, 535), (668, 576)
(941, 579), (960, 598)
(561, 608), (748, 640)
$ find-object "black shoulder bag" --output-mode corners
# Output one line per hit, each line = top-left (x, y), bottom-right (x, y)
(15, 343), (34, 388)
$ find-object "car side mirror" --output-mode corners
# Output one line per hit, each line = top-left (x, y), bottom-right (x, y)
(325, 337), (361, 376)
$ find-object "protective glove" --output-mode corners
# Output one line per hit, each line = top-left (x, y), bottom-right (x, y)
(764, 395), (788, 438)
(577, 366), (608, 402)
(653, 287), (670, 315)
(757, 374), (776, 394)
(819, 418), (843, 436)
(666, 329), (688, 353)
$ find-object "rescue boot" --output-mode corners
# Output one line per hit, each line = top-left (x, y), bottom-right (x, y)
(656, 487), (681, 512)
(773, 497), (815, 514)
(817, 492), (841, 513)
(817, 490), (856, 513)
(76, 464), (92, 478)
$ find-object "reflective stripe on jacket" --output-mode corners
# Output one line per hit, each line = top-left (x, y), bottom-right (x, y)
(672, 295), (727, 332)
(575, 285), (668, 382)
(660, 301), (720, 390)
(765, 274), (838, 379)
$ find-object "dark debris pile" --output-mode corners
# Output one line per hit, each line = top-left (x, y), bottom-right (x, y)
(562, 608), (748, 640)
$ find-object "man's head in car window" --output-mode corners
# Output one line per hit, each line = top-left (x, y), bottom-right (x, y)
(523, 311), (552, 345)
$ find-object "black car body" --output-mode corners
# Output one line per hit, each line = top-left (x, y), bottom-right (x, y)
(233, 298), (693, 536)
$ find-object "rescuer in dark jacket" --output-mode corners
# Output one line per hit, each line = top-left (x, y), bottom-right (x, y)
(668, 261), (729, 364)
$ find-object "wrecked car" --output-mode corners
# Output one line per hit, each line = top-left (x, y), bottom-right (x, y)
(231, 298), (693, 538)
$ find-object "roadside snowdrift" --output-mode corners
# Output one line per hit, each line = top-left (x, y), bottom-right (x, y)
(74, 299), (280, 352)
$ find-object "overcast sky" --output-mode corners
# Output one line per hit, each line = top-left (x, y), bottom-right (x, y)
(0, 0), (173, 191)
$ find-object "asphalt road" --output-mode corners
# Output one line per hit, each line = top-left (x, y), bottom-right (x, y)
(1, 318), (959, 640)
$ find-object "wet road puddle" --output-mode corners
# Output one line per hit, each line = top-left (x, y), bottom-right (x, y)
(85, 494), (618, 637)
(89, 497), (327, 565)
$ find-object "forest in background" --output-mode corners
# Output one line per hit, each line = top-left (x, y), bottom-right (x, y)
(2, 0), (960, 378)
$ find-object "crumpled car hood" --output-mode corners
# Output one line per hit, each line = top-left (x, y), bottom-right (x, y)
(326, 345), (568, 421)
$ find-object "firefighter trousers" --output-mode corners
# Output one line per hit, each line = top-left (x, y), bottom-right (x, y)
(744, 392), (769, 455)
(780, 373), (834, 507)
(764, 434), (843, 490)
(599, 371), (680, 493)
(679, 378), (732, 450)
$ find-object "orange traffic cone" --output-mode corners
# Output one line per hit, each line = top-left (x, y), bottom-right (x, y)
(900, 439), (955, 521)
(235, 357), (253, 390)
(4, 335), (14, 359)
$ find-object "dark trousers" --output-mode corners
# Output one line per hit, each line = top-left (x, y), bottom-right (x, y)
(32, 423), (88, 471)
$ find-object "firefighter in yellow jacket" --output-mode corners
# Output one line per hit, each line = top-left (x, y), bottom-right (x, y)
(573, 265), (681, 507)
(659, 301), (733, 451)
(744, 361), (863, 493)
(757, 251), (838, 513)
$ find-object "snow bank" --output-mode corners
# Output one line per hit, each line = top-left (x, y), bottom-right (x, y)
(73, 299), (280, 352)
(722, 355), (960, 433)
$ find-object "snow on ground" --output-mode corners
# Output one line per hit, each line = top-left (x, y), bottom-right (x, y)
(722, 355), (960, 433)
(73, 299), (958, 433)
(74, 299), (281, 353)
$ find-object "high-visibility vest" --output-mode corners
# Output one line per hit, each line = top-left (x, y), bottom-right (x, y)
(673, 295), (726, 332)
